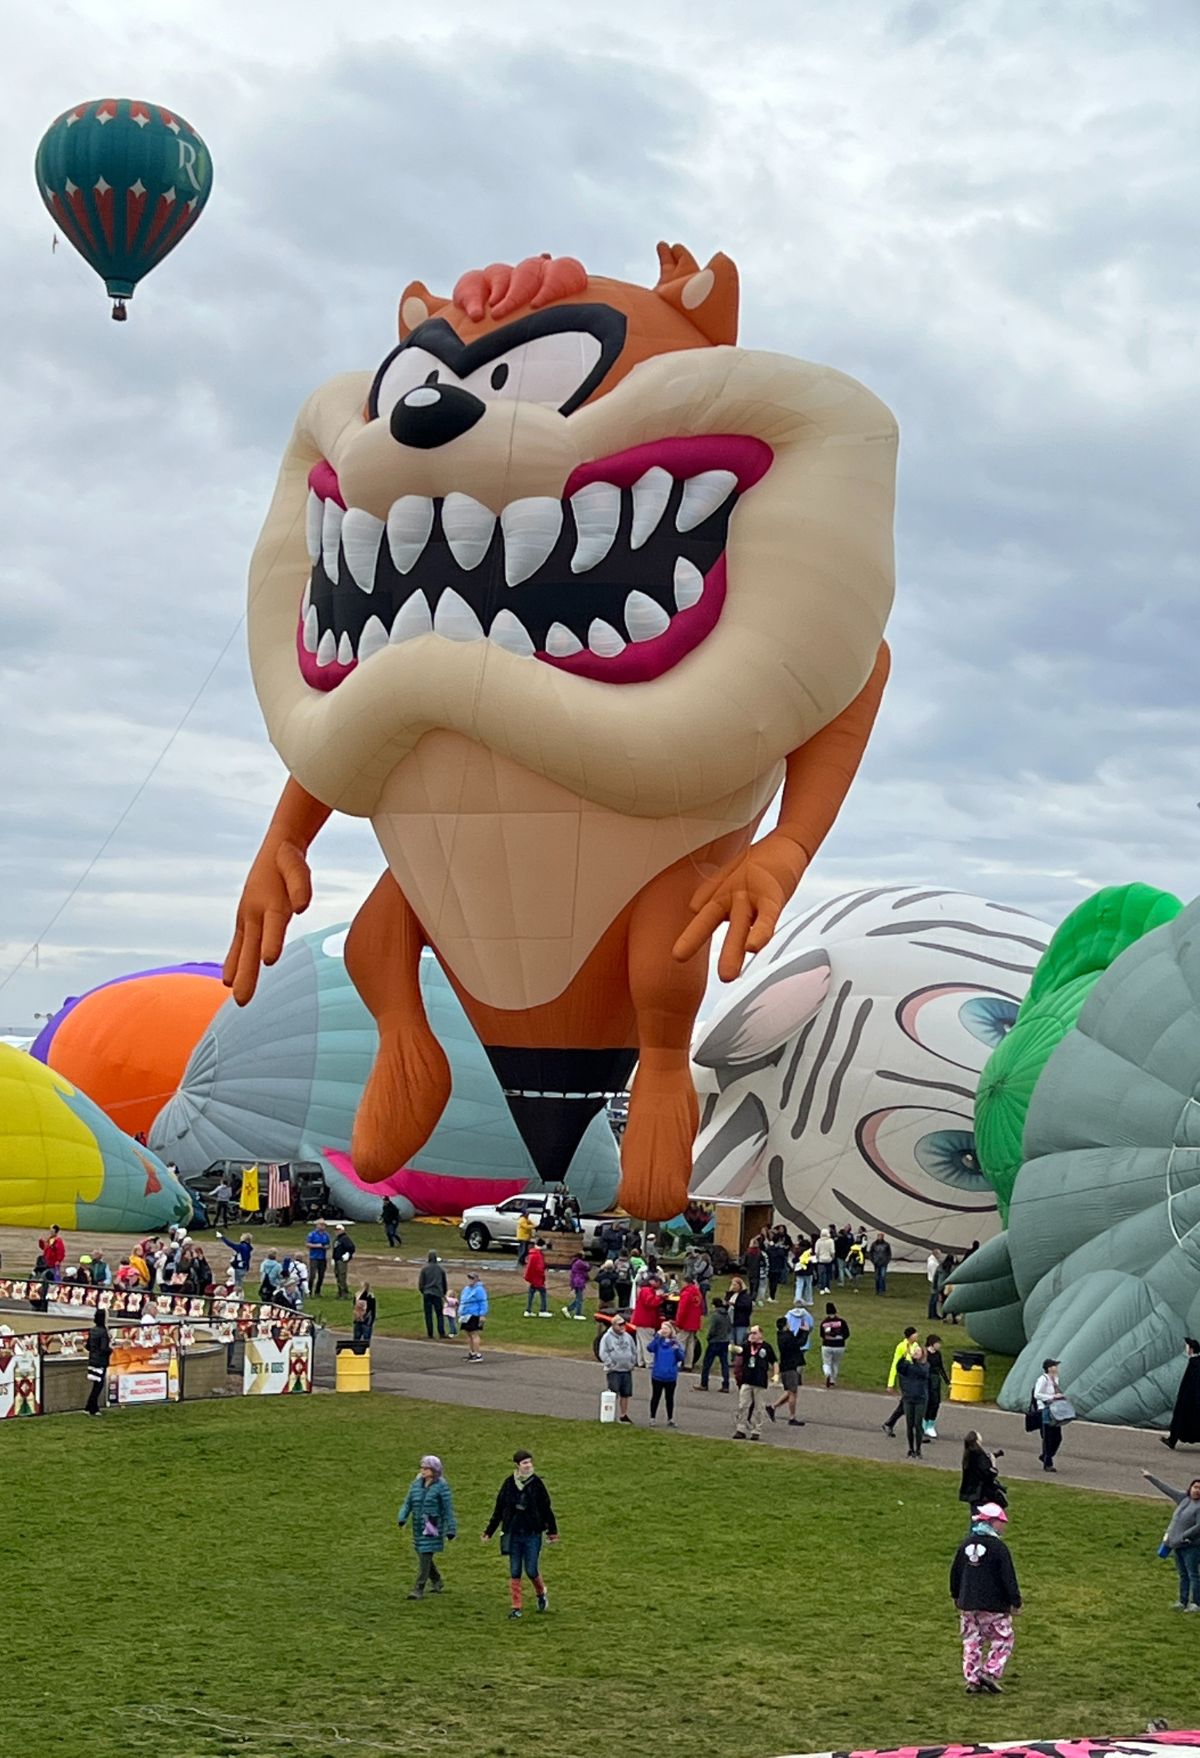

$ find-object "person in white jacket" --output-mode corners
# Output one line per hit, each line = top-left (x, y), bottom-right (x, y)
(814, 1227), (837, 1294)
(1033, 1358), (1065, 1472)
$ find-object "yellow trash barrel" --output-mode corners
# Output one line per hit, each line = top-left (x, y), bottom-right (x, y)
(336, 1341), (371, 1393)
(950, 1350), (985, 1403)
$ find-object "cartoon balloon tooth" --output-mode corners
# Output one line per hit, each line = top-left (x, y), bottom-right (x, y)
(227, 244), (898, 1218)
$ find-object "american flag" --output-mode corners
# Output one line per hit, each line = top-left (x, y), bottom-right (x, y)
(266, 1163), (292, 1210)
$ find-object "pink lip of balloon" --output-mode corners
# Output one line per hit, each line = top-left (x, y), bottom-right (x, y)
(295, 434), (773, 691)
(320, 1149), (527, 1214)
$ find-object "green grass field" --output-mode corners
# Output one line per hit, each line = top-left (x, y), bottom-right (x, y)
(3, 1394), (1191, 1757)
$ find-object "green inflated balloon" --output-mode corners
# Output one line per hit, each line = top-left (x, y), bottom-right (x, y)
(35, 98), (213, 318)
(975, 883), (1182, 1220)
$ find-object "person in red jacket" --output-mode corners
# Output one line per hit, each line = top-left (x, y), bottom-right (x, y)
(631, 1277), (664, 1368)
(522, 1239), (551, 1318)
(673, 1275), (704, 1371)
(42, 1226), (67, 1282)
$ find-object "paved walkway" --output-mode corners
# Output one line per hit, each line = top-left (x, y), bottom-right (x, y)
(317, 1334), (1176, 1501)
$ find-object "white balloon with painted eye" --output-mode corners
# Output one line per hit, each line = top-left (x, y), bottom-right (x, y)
(688, 885), (1052, 1253)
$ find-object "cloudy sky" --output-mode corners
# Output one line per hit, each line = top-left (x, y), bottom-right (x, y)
(2, 0), (1197, 1027)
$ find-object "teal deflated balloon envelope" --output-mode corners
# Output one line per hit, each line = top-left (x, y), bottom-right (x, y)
(34, 97), (212, 317)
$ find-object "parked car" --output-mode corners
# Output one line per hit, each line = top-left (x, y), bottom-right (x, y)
(458, 1194), (614, 1256)
(185, 1160), (336, 1225)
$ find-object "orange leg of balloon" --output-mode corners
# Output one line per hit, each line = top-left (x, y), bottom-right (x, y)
(345, 871), (452, 1182)
(618, 856), (715, 1221)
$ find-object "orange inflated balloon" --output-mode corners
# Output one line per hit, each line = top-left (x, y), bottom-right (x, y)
(41, 968), (225, 1139)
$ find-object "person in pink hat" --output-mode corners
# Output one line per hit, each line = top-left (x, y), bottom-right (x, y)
(949, 1502), (1022, 1694)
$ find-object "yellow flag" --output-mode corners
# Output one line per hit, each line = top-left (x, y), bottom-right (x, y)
(239, 1166), (259, 1211)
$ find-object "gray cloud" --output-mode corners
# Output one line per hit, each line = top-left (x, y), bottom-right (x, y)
(1, 4), (1198, 1031)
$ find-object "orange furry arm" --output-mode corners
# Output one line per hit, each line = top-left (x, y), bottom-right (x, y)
(222, 779), (332, 1004)
(673, 642), (890, 979)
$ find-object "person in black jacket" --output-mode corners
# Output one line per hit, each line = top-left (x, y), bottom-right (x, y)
(417, 1253), (448, 1338)
(897, 1345), (931, 1459)
(731, 1325), (777, 1440)
(380, 1197), (402, 1249)
(85, 1310), (112, 1415)
(482, 1449), (559, 1619)
(766, 1313), (808, 1427)
(950, 1502), (1021, 1693)
(331, 1225), (356, 1299)
(923, 1333), (950, 1440)
(959, 1431), (1006, 1514)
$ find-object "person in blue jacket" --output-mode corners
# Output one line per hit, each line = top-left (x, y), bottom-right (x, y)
(397, 1454), (457, 1600)
(646, 1320), (685, 1427)
(459, 1271), (489, 1362)
(305, 1218), (332, 1297)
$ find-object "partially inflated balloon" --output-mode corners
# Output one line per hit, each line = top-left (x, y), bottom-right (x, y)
(0, 1044), (192, 1230)
(35, 99), (212, 318)
(31, 963), (225, 1139)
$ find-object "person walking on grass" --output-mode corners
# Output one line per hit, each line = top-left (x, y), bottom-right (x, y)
(380, 1196), (402, 1249)
(483, 1449), (559, 1619)
(924, 1334), (950, 1440)
(1163, 1338), (1200, 1451)
(397, 1455), (456, 1600)
(673, 1274), (704, 1370)
(813, 1226), (836, 1295)
(820, 1302), (850, 1386)
(562, 1252), (590, 1320)
(84, 1310), (112, 1415)
(766, 1313), (807, 1428)
(306, 1217), (331, 1296)
(418, 1252), (448, 1338)
(1033, 1357), (1067, 1472)
(599, 1312), (639, 1423)
(869, 1231), (892, 1294)
(332, 1224), (355, 1299)
(882, 1327), (920, 1436)
(459, 1270), (488, 1361)
(732, 1324), (777, 1441)
(898, 1344), (931, 1459)
(959, 1431), (1006, 1515)
(647, 1320), (685, 1426)
(697, 1296), (732, 1393)
(1141, 1470), (1200, 1610)
(791, 1242), (814, 1307)
(523, 1238), (551, 1318)
(950, 1502), (1021, 1694)
(352, 1282), (376, 1344)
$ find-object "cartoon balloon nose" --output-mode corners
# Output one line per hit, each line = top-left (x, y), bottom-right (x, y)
(389, 382), (486, 450)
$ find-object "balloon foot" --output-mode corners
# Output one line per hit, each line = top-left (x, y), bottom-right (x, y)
(111, 299), (128, 322)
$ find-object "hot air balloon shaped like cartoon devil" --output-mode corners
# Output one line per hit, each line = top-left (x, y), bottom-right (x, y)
(226, 246), (898, 1218)
(35, 99), (212, 319)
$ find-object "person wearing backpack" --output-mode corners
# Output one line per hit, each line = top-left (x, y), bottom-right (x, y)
(352, 1283), (376, 1344)
(397, 1455), (457, 1600)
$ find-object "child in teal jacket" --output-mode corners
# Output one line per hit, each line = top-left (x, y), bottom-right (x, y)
(397, 1455), (457, 1600)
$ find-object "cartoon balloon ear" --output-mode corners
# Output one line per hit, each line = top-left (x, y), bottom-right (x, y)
(654, 242), (739, 345)
(397, 280), (449, 338)
(693, 949), (831, 1067)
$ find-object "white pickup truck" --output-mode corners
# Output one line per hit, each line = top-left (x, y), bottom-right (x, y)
(458, 1195), (613, 1256)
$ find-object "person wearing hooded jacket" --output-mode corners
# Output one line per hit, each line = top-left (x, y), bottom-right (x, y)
(673, 1276), (704, 1369)
(85, 1311), (112, 1415)
(397, 1454), (457, 1600)
(950, 1502), (1021, 1693)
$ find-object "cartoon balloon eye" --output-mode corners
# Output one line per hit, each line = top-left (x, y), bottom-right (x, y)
(372, 347), (457, 421)
(896, 984), (1020, 1073)
(914, 1129), (988, 1192)
(459, 331), (604, 410)
(959, 995), (1019, 1048)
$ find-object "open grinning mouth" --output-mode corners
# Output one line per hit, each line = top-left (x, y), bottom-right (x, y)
(295, 434), (773, 689)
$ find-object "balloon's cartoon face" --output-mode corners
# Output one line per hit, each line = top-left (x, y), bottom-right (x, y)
(247, 247), (896, 819)
(689, 887), (1051, 1252)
